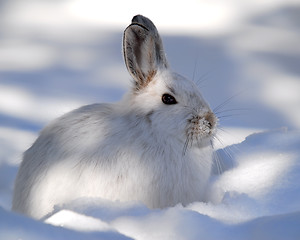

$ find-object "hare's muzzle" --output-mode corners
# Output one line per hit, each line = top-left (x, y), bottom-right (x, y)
(187, 111), (217, 138)
(204, 111), (217, 131)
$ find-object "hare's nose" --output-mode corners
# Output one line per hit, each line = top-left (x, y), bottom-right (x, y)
(204, 111), (217, 129)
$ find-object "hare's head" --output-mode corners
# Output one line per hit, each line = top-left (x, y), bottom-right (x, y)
(123, 15), (217, 150)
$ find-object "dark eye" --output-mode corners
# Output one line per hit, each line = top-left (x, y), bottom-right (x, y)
(162, 93), (177, 105)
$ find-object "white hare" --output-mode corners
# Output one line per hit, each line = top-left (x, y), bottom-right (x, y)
(12, 15), (217, 219)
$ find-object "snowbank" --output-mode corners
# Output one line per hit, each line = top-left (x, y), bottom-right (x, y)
(2, 129), (300, 240)
(0, 207), (132, 240)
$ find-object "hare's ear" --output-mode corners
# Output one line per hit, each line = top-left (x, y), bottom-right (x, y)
(123, 15), (168, 91)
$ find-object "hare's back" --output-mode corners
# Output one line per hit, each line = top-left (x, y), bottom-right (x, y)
(25, 103), (114, 164)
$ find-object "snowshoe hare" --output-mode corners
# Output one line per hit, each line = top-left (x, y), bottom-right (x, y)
(12, 15), (217, 219)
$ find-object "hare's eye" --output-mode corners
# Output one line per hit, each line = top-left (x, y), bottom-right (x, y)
(162, 93), (177, 105)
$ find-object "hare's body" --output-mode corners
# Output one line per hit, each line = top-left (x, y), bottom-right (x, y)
(13, 102), (212, 219)
(13, 16), (217, 219)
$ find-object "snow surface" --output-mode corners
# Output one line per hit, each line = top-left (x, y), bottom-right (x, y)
(1, 0), (300, 239)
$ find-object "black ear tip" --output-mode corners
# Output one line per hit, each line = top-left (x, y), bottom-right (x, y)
(131, 15), (156, 32)
(131, 15), (146, 24)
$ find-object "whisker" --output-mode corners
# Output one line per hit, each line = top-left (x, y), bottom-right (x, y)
(216, 126), (231, 135)
(182, 134), (191, 156)
(213, 134), (236, 169)
(191, 58), (211, 88)
(215, 126), (244, 166)
(189, 136), (194, 150)
(213, 134), (226, 149)
(195, 72), (210, 88)
(192, 57), (199, 82)
(217, 128), (243, 156)
(210, 139), (224, 175)
(217, 113), (248, 119)
(213, 89), (248, 113)
(196, 135), (202, 149)
(215, 108), (251, 115)
(210, 139), (215, 149)
(212, 149), (224, 175)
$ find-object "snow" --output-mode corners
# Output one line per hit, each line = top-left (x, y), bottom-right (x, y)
(1, 0), (300, 239)
(0, 207), (131, 240)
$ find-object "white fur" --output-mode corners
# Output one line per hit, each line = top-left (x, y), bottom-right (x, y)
(12, 15), (217, 219)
